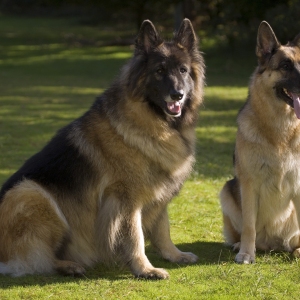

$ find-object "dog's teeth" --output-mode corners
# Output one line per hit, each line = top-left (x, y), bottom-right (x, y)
(283, 88), (292, 99)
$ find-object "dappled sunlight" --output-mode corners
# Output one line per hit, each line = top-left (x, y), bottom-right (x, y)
(59, 48), (132, 60)
(190, 86), (242, 180)
(205, 86), (248, 100)
(195, 124), (236, 180)
(199, 86), (246, 127)
(0, 95), (32, 102)
(0, 170), (14, 185)
(0, 106), (86, 130)
(201, 110), (237, 118)
(17, 85), (104, 96)
(5, 44), (62, 51)
(199, 110), (238, 128)
(0, 44), (132, 66)
(196, 126), (237, 143)
(0, 11), (299, 299)
(0, 169), (13, 176)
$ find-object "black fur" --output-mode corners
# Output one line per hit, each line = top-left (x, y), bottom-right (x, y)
(0, 121), (96, 202)
(0, 20), (204, 202)
(0, 18), (205, 278)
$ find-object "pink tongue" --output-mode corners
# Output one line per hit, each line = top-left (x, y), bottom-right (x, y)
(291, 92), (300, 119)
(167, 101), (181, 114)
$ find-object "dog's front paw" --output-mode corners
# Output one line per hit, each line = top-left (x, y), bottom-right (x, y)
(292, 248), (300, 258)
(135, 267), (169, 280)
(235, 252), (255, 264)
(55, 260), (86, 276)
(171, 251), (198, 264)
(163, 250), (198, 264)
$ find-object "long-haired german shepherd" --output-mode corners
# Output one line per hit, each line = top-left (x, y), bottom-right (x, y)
(220, 21), (300, 264)
(0, 19), (205, 278)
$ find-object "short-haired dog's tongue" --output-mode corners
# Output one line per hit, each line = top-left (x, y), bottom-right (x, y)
(291, 92), (300, 119)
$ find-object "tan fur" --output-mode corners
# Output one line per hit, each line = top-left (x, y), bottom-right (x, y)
(0, 19), (204, 278)
(0, 98), (196, 277)
(0, 180), (86, 276)
(0, 102), (197, 277)
(220, 21), (300, 263)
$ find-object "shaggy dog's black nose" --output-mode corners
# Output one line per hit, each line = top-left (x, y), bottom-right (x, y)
(170, 90), (184, 101)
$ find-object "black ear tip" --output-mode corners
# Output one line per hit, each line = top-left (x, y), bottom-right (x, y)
(140, 19), (154, 29)
(258, 20), (272, 31)
(260, 20), (270, 26)
(183, 18), (192, 24)
(141, 19), (152, 25)
(180, 18), (193, 29)
(257, 20), (275, 41)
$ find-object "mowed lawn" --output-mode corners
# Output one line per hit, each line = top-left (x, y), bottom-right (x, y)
(0, 16), (299, 299)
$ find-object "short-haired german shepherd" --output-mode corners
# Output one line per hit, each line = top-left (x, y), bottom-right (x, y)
(0, 19), (205, 278)
(220, 21), (300, 264)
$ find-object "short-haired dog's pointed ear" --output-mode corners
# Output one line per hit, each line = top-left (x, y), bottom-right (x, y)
(135, 20), (163, 53)
(292, 32), (300, 48)
(256, 21), (280, 64)
(175, 18), (198, 51)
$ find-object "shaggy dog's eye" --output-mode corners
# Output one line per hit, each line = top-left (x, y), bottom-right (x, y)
(156, 68), (164, 74)
(180, 67), (187, 74)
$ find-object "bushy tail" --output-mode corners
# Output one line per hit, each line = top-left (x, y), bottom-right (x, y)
(0, 252), (55, 277)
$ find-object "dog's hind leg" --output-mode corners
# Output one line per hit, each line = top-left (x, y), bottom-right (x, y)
(219, 180), (242, 246)
(148, 205), (198, 264)
(0, 180), (85, 276)
(290, 231), (300, 257)
(290, 199), (300, 258)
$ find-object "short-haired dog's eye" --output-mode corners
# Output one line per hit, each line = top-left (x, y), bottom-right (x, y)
(280, 60), (293, 71)
(282, 64), (290, 70)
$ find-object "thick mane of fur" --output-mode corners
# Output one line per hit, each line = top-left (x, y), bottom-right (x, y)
(117, 40), (205, 129)
(0, 19), (204, 279)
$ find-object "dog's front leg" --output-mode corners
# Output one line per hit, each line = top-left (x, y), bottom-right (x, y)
(235, 183), (257, 264)
(125, 208), (169, 279)
(149, 206), (198, 264)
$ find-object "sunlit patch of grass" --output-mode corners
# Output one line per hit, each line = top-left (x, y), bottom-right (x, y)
(205, 86), (248, 99)
(17, 86), (104, 95)
(0, 45), (132, 65)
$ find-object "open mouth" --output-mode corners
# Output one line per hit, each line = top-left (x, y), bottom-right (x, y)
(282, 88), (294, 107)
(165, 101), (183, 117)
(282, 88), (300, 119)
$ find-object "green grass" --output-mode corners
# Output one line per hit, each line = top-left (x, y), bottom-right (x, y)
(0, 16), (299, 299)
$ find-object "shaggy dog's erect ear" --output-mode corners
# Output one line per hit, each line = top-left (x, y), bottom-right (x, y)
(256, 21), (281, 64)
(175, 18), (198, 51)
(135, 20), (163, 53)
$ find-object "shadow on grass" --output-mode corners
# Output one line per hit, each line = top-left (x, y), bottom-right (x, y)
(146, 241), (230, 267)
(0, 241), (296, 287)
(0, 241), (230, 288)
